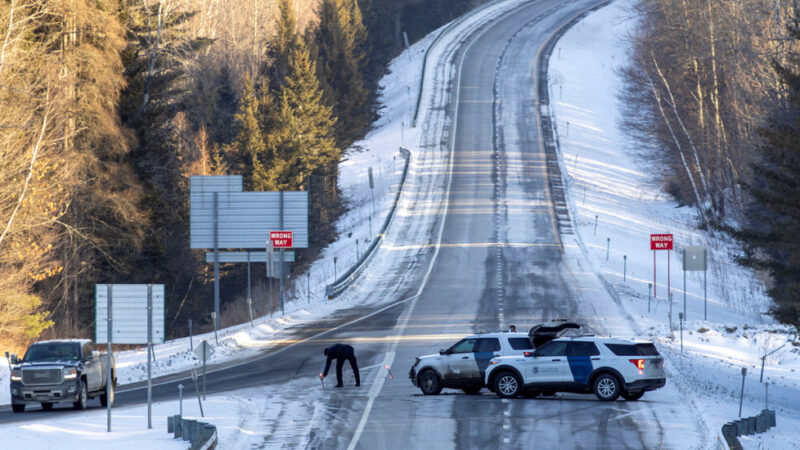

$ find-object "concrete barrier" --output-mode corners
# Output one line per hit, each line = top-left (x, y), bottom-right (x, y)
(168, 415), (217, 450)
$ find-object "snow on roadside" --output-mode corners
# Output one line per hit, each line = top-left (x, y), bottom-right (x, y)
(548, 1), (800, 448)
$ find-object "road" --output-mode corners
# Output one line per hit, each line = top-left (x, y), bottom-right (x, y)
(0, 1), (682, 448)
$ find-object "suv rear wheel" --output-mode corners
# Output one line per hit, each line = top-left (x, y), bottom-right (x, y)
(621, 390), (644, 401)
(593, 373), (621, 401)
(493, 371), (521, 399)
(418, 369), (443, 395)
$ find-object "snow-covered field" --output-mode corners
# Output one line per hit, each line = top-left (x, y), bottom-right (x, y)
(548, 1), (800, 448)
(2, 0), (799, 448)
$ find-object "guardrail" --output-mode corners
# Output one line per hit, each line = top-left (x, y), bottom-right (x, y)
(411, 0), (508, 127)
(720, 409), (776, 450)
(168, 415), (218, 450)
(325, 147), (411, 299)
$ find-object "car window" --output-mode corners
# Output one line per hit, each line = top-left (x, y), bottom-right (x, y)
(450, 338), (478, 354)
(476, 338), (501, 353)
(605, 343), (660, 356)
(508, 337), (534, 350)
(535, 341), (568, 357)
(567, 341), (600, 356)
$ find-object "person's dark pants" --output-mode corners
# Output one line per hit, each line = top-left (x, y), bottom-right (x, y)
(335, 355), (361, 387)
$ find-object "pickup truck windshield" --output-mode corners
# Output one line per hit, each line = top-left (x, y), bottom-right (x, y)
(23, 343), (81, 362)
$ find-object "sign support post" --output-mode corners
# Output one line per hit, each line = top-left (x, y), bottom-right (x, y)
(704, 248), (708, 320)
(279, 191), (285, 316)
(650, 234), (674, 300)
(683, 249), (687, 319)
(213, 192), (220, 330)
(147, 284), (152, 429)
(106, 285), (112, 433)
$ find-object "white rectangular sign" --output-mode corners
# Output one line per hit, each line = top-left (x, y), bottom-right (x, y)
(95, 284), (165, 344)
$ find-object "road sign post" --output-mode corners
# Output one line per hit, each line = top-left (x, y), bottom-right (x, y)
(96, 284), (165, 432)
(650, 234), (674, 299)
(147, 284), (153, 429)
(190, 176), (309, 323)
(270, 225), (293, 316)
(106, 285), (112, 433)
(193, 340), (214, 401)
(683, 245), (708, 321)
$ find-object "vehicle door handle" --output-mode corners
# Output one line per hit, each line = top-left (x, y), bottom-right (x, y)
(461, 356), (469, 359)
(551, 359), (561, 362)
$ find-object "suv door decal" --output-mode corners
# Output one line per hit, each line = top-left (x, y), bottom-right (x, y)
(566, 342), (600, 384)
(566, 356), (593, 384)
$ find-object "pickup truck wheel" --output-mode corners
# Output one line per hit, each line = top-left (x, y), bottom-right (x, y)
(73, 380), (88, 410)
(493, 371), (521, 399)
(100, 382), (114, 407)
(11, 404), (24, 413)
(418, 369), (442, 395)
(40, 402), (54, 411)
(593, 373), (621, 401)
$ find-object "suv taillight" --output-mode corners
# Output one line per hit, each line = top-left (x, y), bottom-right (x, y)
(629, 359), (645, 370)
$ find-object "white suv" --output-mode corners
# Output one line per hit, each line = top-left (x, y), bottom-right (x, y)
(484, 336), (666, 401)
(408, 332), (535, 395)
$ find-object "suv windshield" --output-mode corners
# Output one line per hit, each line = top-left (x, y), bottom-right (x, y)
(23, 343), (81, 362)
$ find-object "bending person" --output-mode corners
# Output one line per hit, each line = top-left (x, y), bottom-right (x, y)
(323, 343), (360, 388)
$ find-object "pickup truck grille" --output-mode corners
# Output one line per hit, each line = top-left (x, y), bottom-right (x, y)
(22, 368), (62, 385)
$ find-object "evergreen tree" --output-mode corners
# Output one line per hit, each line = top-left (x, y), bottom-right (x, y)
(268, 0), (300, 92)
(314, 0), (371, 145)
(229, 77), (266, 177)
(266, 42), (340, 191)
(738, 17), (800, 325)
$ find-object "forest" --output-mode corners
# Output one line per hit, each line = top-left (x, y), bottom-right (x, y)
(0, 0), (486, 352)
(622, 0), (800, 325)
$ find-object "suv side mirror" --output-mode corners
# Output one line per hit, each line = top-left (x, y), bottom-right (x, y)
(439, 348), (449, 355)
(10, 353), (18, 364)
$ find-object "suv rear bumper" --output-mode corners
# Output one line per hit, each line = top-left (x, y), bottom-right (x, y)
(10, 380), (82, 404)
(625, 378), (666, 392)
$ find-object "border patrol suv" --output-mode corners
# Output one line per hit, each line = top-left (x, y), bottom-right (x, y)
(409, 331), (535, 395)
(485, 336), (666, 401)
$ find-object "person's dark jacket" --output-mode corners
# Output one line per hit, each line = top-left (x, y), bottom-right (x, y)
(323, 344), (355, 376)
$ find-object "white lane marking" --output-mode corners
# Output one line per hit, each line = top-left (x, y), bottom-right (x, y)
(347, 6), (505, 448)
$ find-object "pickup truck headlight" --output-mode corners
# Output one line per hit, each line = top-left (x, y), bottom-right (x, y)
(63, 367), (77, 380)
(10, 370), (21, 382)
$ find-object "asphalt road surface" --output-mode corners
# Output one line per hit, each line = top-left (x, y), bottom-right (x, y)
(0, 1), (685, 448)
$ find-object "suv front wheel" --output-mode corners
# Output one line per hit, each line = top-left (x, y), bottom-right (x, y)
(593, 373), (621, 401)
(418, 369), (443, 395)
(493, 371), (521, 399)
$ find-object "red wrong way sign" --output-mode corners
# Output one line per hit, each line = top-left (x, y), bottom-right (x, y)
(650, 234), (673, 251)
(270, 231), (293, 248)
